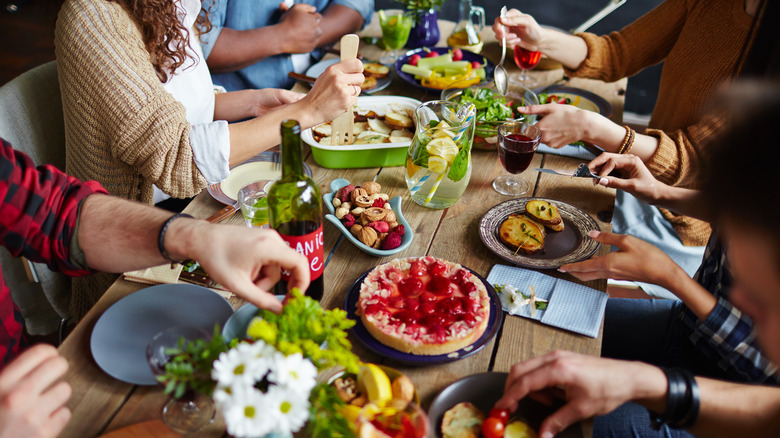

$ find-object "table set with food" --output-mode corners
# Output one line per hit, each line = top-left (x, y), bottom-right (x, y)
(57, 11), (627, 438)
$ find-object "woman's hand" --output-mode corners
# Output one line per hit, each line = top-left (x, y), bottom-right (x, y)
(249, 89), (304, 118)
(492, 9), (544, 51)
(589, 153), (665, 204)
(495, 351), (665, 438)
(301, 58), (363, 126)
(559, 230), (683, 287)
(516, 103), (599, 148)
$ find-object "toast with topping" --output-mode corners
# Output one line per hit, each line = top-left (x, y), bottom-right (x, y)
(442, 402), (485, 438)
(499, 214), (546, 254)
(525, 199), (564, 232)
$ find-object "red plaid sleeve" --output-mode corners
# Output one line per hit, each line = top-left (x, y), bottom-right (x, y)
(0, 137), (107, 365)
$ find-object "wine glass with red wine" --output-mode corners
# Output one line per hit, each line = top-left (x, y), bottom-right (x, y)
(493, 121), (541, 196)
(512, 45), (542, 87)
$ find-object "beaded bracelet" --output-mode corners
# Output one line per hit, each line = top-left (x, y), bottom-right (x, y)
(158, 213), (194, 265)
(616, 125), (636, 155)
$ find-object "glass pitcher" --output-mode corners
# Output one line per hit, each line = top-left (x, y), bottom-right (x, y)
(446, 0), (486, 53)
(405, 101), (476, 209)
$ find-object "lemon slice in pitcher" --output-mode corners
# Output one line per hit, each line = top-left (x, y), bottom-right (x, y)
(427, 156), (448, 174)
(426, 137), (459, 163)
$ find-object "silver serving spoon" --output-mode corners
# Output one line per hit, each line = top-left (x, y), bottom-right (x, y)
(494, 6), (509, 96)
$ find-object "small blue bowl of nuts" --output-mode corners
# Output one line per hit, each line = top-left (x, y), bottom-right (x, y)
(323, 178), (413, 256)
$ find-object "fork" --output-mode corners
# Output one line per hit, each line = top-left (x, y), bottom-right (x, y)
(573, 163), (600, 178)
(272, 150), (280, 171)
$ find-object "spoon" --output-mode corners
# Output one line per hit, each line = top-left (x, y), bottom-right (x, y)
(494, 6), (509, 96)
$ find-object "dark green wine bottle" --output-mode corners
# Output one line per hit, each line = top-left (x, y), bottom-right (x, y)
(267, 120), (324, 300)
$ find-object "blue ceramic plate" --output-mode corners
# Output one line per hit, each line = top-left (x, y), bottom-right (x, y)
(344, 265), (503, 366)
(394, 47), (495, 93)
(537, 85), (612, 118)
(222, 297), (285, 341)
(323, 178), (413, 256)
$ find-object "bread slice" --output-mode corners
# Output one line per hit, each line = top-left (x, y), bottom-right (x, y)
(499, 214), (546, 254)
(363, 62), (390, 78)
(361, 76), (378, 91)
(442, 402), (485, 438)
(525, 200), (564, 232)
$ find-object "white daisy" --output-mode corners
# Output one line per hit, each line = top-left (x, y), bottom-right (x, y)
(267, 352), (317, 394)
(212, 342), (267, 387)
(264, 385), (310, 435)
(222, 386), (273, 438)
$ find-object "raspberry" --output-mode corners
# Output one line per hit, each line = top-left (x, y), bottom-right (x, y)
(342, 213), (355, 228)
(393, 224), (405, 236)
(381, 232), (402, 250)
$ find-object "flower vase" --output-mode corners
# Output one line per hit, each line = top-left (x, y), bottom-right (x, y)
(405, 8), (440, 48)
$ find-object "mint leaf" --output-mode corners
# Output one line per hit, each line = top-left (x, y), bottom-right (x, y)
(447, 148), (470, 182)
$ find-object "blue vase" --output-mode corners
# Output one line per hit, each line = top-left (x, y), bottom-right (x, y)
(405, 8), (440, 48)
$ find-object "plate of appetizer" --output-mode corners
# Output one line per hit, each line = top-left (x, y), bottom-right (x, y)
(428, 372), (583, 438)
(479, 198), (601, 269)
(345, 256), (502, 365)
(536, 85), (612, 118)
(306, 57), (392, 94)
(395, 47), (494, 92)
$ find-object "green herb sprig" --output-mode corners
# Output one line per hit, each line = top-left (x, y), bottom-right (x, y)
(157, 325), (229, 399)
(393, 0), (447, 13)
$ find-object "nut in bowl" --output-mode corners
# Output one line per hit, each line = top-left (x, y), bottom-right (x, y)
(324, 178), (414, 256)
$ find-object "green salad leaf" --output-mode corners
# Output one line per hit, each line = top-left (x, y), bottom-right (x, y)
(457, 87), (513, 124)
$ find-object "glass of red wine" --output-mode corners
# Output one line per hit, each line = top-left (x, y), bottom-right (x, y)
(493, 121), (541, 196)
(512, 45), (542, 87)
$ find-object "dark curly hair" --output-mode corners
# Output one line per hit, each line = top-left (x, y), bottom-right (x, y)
(110, 0), (212, 83)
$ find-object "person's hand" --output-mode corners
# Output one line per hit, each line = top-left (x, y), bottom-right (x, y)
(588, 153), (665, 204)
(492, 9), (544, 51)
(495, 351), (661, 438)
(189, 224), (310, 313)
(559, 230), (682, 287)
(0, 345), (72, 438)
(516, 103), (600, 148)
(301, 58), (363, 125)
(249, 89), (304, 118)
(277, 3), (323, 54)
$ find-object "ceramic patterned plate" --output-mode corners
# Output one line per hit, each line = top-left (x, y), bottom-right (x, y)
(538, 85), (612, 118)
(344, 266), (502, 366)
(427, 372), (583, 438)
(206, 152), (312, 205)
(394, 47), (495, 92)
(306, 58), (392, 94)
(479, 198), (600, 269)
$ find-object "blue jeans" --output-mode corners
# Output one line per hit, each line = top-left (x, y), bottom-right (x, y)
(594, 402), (693, 438)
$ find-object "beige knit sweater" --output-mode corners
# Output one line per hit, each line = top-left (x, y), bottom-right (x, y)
(55, 0), (210, 318)
(566, 0), (753, 246)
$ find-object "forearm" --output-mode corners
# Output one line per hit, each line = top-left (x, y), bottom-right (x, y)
(214, 90), (263, 122)
(583, 113), (659, 160)
(537, 28), (589, 70)
(652, 185), (711, 221)
(317, 4), (364, 47)
(206, 27), (285, 73)
(658, 270), (717, 320)
(688, 379), (780, 437)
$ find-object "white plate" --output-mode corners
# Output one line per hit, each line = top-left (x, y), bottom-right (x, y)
(90, 284), (234, 385)
(301, 95), (421, 152)
(207, 152), (311, 205)
(305, 58), (392, 94)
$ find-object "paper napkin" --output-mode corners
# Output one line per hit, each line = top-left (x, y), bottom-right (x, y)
(537, 143), (598, 161)
(486, 264), (608, 338)
(123, 264), (234, 300)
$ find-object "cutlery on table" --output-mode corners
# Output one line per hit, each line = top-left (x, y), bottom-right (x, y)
(330, 34), (359, 146)
(288, 71), (317, 85)
(535, 163), (600, 179)
(494, 6), (509, 96)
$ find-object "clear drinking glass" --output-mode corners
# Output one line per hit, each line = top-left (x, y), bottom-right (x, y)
(238, 181), (270, 229)
(511, 45), (542, 87)
(493, 121), (541, 196)
(379, 10), (413, 65)
(146, 327), (215, 434)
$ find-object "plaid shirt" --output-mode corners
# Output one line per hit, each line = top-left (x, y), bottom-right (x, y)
(0, 138), (106, 365)
(681, 235), (779, 384)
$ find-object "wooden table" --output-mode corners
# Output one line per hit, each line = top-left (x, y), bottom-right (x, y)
(58, 19), (626, 438)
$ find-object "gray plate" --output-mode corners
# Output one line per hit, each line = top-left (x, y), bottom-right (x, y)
(428, 372), (583, 438)
(479, 197), (601, 269)
(90, 284), (234, 385)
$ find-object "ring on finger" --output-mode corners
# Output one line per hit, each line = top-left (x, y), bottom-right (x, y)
(353, 84), (361, 96)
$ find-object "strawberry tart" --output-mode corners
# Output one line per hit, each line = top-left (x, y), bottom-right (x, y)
(356, 257), (491, 355)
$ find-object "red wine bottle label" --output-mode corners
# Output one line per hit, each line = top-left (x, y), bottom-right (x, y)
(279, 226), (324, 281)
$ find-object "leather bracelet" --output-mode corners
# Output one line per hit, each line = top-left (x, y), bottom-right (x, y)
(158, 213), (193, 264)
(649, 368), (699, 430)
(617, 125), (635, 154)
(675, 369), (700, 428)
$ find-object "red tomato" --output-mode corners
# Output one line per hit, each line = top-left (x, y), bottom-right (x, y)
(481, 417), (505, 438)
(489, 408), (511, 425)
(425, 51), (440, 58)
(409, 54), (422, 66)
(471, 61), (481, 69)
(451, 48), (463, 61)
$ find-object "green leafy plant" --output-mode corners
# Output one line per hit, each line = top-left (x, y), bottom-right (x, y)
(157, 325), (230, 399)
(393, 0), (447, 12)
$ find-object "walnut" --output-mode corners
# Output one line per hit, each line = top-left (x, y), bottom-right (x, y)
(360, 213), (372, 226)
(379, 193), (390, 201)
(384, 209), (396, 223)
(333, 377), (358, 403)
(351, 187), (368, 204)
(354, 195), (373, 208)
(363, 207), (387, 222)
(350, 224), (363, 237)
(372, 238), (381, 249)
(335, 207), (349, 219)
(388, 221), (399, 229)
(361, 181), (381, 195)
(359, 226), (378, 246)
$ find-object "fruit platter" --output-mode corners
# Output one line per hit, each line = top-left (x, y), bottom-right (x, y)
(395, 47), (495, 92)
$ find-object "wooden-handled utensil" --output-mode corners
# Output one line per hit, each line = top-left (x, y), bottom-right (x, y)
(330, 34), (359, 146)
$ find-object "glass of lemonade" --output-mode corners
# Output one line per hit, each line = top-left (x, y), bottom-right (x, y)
(405, 100), (476, 209)
(379, 10), (413, 65)
(238, 181), (269, 229)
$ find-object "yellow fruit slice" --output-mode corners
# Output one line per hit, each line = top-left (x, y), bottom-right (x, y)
(426, 137), (459, 163)
(359, 420), (392, 438)
(406, 156), (421, 178)
(505, 420), (539, 438)
(427, 156), (448, 174)
(337, 404), (362, 424)
(432, 120), (455, 139)
(359, 364), (392, 406)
